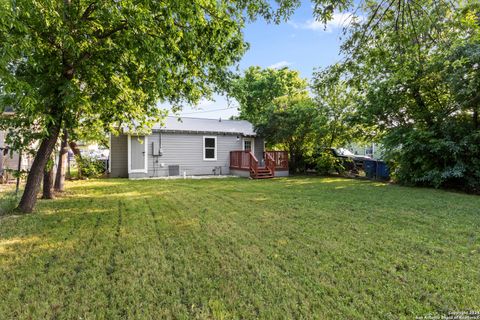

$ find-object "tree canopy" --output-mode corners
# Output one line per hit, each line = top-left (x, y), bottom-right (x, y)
(326, 0), (480, 192)
(229, 66), (309, 126)
(255, 95), (318, 172)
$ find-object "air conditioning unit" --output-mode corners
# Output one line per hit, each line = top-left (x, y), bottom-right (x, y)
(168, 165), (180, 176)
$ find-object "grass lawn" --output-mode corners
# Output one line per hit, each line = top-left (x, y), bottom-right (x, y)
(0, 177), (479, 319)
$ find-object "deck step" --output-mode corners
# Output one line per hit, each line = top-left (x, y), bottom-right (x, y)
(251, 168), (274, 179)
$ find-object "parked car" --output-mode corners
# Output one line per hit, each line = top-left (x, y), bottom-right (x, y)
(306, 147), (370, 173)
(326, 148), (372, 170)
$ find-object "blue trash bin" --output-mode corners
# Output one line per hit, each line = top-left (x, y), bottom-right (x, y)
(363, 160), (377, 179)
(376, 161), (390, 180)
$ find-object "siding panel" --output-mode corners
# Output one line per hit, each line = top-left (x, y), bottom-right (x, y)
(110, 134), (128, 178)
(114, 132), (265, 179)
(141, 133), (243, 177)
(254, 137), (264, 165)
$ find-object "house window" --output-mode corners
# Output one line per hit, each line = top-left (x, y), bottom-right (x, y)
(203, 136), (217, 161)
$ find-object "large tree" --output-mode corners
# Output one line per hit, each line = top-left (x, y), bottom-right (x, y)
(312, 64), (367, 149)
(332, 0), (480, 192)
(229, 66), (309, 125)
(255, 96), (318, 172)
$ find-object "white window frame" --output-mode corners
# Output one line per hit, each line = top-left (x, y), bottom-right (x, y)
(242, 137), (255, 152)
(203, 136), (217, 161)
(128, 135), (148, 174)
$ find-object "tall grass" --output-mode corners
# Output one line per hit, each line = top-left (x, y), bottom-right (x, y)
(0, 190), (18, 215)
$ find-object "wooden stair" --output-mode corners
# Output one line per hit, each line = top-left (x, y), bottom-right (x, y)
(252, 167), (274, 179)
(230, 150), (283, 180)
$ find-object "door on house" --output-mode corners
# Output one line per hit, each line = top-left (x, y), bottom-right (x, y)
(129, 136), (147, 173)
(243, 138), (254, 152)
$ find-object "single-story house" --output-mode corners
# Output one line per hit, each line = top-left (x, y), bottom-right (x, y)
(109, 116), (288, 179)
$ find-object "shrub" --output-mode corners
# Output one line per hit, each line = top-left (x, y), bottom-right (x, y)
(315, 151), (345, 175)
(384, 121), (480, 194)
(76, 156), (106, 178)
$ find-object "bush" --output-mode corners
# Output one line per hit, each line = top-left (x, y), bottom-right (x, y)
(315, 151), (345, 175)
(385, 121), (480, 194)
(76, 156), (106, 178)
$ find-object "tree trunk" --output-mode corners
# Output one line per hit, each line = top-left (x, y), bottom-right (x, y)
(42, 163), (55, 199)
(54, 129), (68, 192)
(69, 141), (82, 178)
(17, 123), (61, 213)
(288, 144), (296, 174)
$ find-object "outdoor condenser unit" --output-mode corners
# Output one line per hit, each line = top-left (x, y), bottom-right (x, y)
(168, 165), (180, 176)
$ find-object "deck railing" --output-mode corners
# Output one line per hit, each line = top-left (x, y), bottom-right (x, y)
(265, 152), (276, 177)
(264, 151), (289, 170)
(230, 150), (288, 175)
(230, 150), (250, 170)
(230, 150), (258, 177)
(249, 152), (258, 176)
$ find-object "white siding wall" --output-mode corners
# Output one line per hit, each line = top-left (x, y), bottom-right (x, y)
(129, 133), (242, 178)
(254, 137), (264, 166)
(111, 132), (265, 179)
(110, 134), (128, 178)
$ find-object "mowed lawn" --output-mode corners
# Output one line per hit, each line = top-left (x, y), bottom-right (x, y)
(0, 177), (479, 319)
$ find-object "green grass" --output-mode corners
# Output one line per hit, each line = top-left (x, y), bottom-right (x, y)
(0, 184), (17, 216)
(0, 177), (479, 319)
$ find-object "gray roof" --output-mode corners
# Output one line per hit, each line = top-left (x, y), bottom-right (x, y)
(152, 116), (256, 136)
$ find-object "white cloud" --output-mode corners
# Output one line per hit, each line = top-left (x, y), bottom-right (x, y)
(289, 12), (361, 33)
(268, 61), (292, 69)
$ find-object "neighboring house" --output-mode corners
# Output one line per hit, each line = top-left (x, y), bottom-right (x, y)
(109, 116), (288, 179)
(347, 142), (385, 160)
(1, 108), (33, 181)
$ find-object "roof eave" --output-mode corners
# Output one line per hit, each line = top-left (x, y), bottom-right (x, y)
(152, 129), (256, 136)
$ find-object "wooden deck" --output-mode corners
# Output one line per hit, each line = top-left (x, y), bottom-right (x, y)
(230, 150), (288, 179)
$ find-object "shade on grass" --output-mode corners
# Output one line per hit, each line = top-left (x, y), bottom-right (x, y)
(0, 177), (479, 319)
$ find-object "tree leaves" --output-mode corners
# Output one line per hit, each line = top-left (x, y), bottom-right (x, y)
(330, 0), (480, 192)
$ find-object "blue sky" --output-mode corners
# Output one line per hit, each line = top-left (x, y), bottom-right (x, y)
(173, 1), (350, 119)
